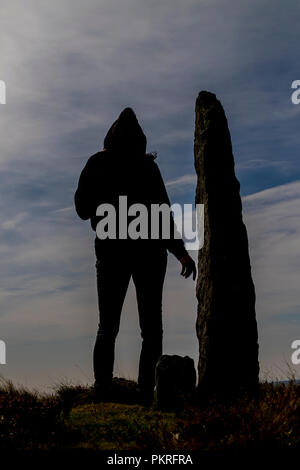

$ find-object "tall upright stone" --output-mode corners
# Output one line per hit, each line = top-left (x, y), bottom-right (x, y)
(194, 91), (259, 396)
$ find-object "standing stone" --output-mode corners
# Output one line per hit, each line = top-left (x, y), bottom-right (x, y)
(194, 91), (259, 397)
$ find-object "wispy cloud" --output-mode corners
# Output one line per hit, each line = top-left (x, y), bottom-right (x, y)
(236, 159), (292, 173)
(243, 180), (300, 378)
(166, 174), (196, 189)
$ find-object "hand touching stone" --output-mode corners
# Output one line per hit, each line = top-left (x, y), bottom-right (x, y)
(179, 255), (196, 280)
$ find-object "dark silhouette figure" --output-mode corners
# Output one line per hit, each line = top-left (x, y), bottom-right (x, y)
(74, 108), (196, 403)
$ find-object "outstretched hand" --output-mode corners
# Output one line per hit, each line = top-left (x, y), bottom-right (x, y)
(179, 254), (196, 280)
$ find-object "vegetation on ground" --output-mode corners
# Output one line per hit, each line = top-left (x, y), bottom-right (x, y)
(0, 376), (299, 452)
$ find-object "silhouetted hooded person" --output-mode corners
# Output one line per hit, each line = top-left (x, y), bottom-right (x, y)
(75, 107), (196, 403)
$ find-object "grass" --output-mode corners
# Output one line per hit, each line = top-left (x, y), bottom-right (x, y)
(0, 376), (300, 453)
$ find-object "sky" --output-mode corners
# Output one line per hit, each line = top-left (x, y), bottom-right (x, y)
(1, 0), (300, 390)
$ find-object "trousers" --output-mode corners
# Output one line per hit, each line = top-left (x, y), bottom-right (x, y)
(93, 243), (168, 392)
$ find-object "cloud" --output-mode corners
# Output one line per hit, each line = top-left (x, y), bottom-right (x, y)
(166, 174), (196, 189)
(1, 212), (28, 230)
(165, 174), (197, 198)
(236, 159), (292, 173)
(2, 0), (300, 182)
(243, 181), (300, 378)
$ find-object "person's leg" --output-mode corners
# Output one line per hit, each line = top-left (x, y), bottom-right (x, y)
(132, 247), (168, 397)
(93, 250), (131, 392)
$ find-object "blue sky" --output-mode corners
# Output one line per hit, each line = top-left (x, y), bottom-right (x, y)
(1, 0), (300, 389)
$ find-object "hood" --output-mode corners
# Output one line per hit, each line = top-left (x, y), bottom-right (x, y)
(103, 107), (147, 156)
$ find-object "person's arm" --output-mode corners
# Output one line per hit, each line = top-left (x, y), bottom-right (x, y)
(152, 162), (196, 280)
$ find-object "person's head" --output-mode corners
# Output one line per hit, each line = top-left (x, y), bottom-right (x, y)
(104, 107), (147, 156)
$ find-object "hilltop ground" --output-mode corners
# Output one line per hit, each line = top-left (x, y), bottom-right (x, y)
(0, 376), (299, 458)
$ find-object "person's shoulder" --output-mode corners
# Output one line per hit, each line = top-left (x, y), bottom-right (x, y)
(142, 152), (159, 170)
(145, 152), (158, 162)
(89, 150), (107, 161)
(84, 150), (107, 167)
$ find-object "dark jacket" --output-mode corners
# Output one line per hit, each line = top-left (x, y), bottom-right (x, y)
(74, 108), (188, 260)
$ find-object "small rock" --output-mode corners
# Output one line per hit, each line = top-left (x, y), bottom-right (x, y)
(154, 355), (196, 410)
